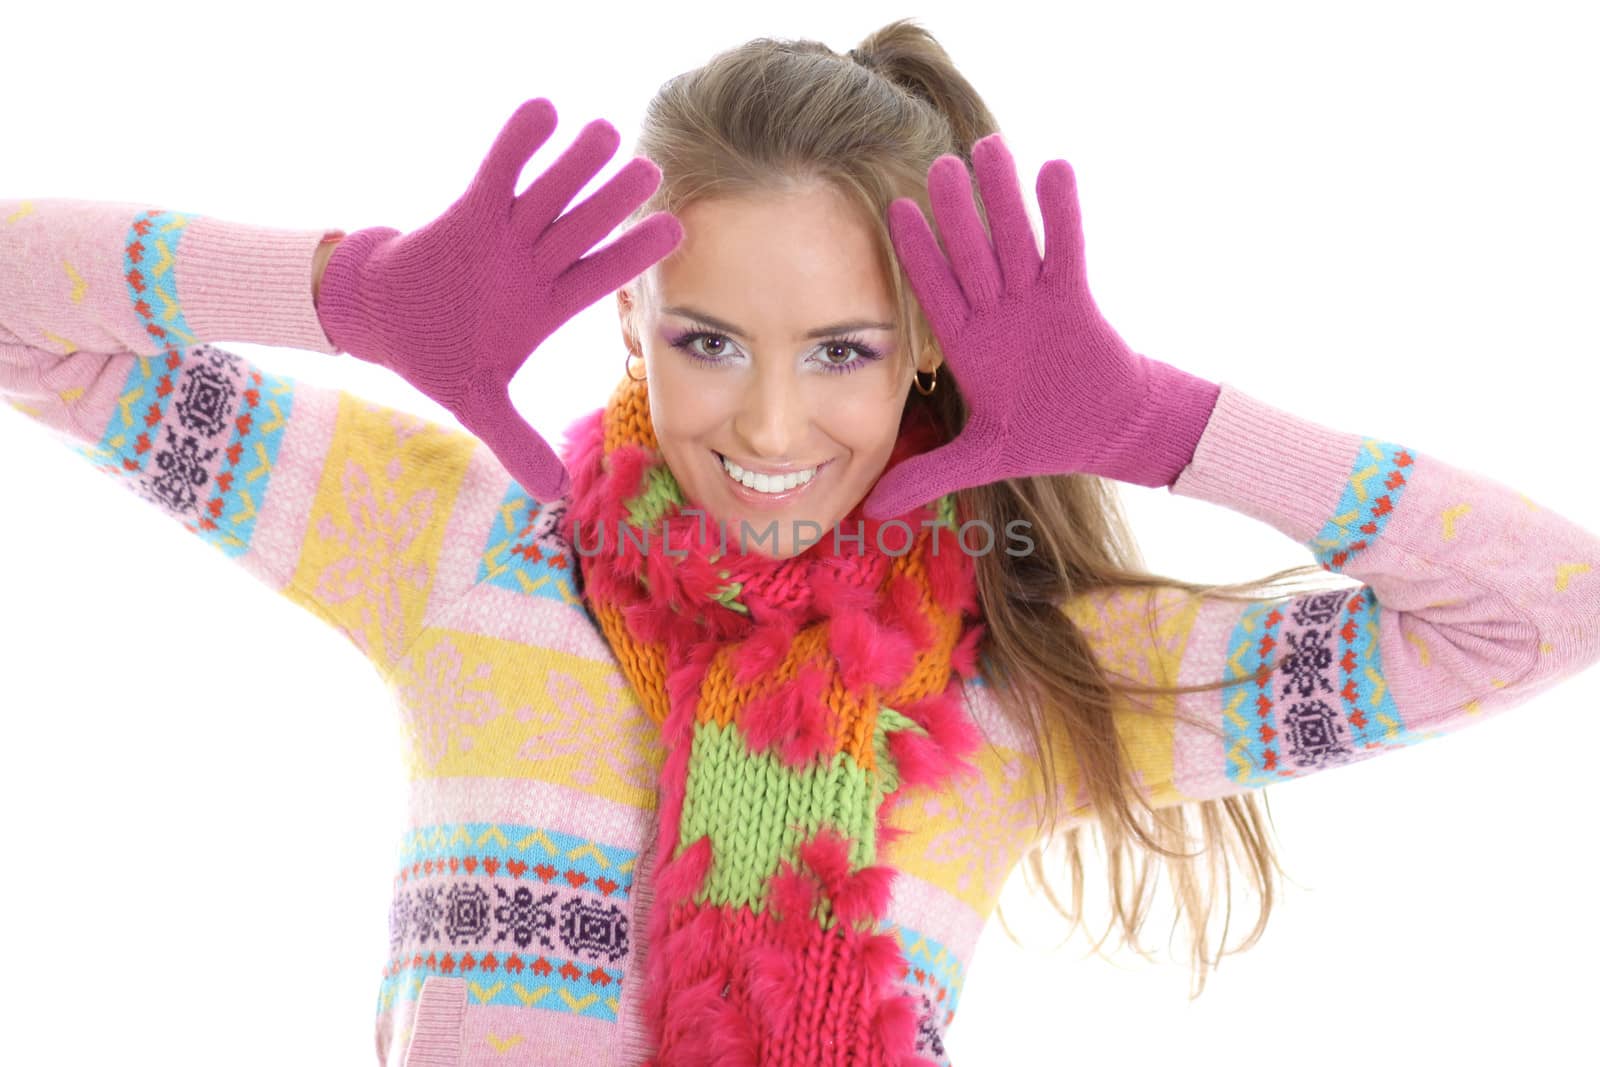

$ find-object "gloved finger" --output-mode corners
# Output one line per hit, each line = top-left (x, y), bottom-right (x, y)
(508, 117), (622, 241)
(971, 134), (1043, 292)
(887, 197), (967, 344)
(862, 434), (990, 521)
(467, 387), (573, 501)
(535, 156), (665, 266)
(555, 211), (685, 324)
(927, 153), (1003, 312)
(1037, 159), (1088, 292)
(471, 98), (559, 206)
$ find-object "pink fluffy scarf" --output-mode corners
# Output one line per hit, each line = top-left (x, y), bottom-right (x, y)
(559, 372), (987, 1065)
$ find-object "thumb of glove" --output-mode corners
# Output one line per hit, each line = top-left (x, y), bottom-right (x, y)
(461, 383), (572, 501)
(863, 427), (997, 521)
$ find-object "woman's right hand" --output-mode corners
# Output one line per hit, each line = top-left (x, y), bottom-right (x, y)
(315, 98), (684, 501)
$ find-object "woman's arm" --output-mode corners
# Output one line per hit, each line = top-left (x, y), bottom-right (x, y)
(0, 199), (561, 674)
(1050, 383), (1600, 815)
(312, 233), (341, 307)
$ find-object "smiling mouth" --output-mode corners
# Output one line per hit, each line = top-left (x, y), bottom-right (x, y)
(713, 451), (833, 496)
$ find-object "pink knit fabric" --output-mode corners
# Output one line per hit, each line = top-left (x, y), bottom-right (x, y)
(864, 134), (1222, 518)
(314, 99), (683, 505)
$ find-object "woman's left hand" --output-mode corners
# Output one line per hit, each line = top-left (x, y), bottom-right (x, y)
(864, 134), (1222, 520)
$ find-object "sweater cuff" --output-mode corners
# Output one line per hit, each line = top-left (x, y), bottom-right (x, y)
(175, 215), (345, 355)
(1168, 382), (1368, 545)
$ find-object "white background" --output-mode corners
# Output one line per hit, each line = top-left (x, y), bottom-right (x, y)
(2, 1), (1597, 1064)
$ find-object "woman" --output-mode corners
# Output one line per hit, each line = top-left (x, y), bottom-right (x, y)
(3, 19), (1597, 1066)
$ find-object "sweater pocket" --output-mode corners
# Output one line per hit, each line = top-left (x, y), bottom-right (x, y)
(401, 975), (467, 1066)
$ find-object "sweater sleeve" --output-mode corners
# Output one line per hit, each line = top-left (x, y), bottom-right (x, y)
(0, 198), (551, 674)
(1053, 382), (1600, 814)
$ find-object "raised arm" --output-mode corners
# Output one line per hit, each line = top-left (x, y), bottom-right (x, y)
(0, 198), (562, 674)
(1054, 384), (1600, 814)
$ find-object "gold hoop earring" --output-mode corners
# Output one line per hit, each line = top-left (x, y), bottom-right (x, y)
(624, 348), (647, 382)
(912, 365), (938, 396)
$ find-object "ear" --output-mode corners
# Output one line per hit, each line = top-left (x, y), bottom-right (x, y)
(616, 288), (637, 352)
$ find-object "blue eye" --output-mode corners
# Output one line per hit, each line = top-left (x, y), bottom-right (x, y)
(666, 326), (883, 375)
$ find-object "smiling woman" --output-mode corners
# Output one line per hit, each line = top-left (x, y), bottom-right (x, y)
(617, 183), (931, 560)
(1, 8), (1598, 1067)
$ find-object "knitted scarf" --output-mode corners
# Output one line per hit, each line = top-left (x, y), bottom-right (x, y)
(559, 373), (988, 1066)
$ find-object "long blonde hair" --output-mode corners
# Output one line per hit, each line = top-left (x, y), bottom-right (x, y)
(618, 17), (1348, 998)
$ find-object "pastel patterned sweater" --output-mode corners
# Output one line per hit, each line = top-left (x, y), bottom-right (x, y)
(3, 198), (1598, 1066)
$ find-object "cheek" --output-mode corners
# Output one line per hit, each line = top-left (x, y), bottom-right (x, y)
(645, 364), (727, 445)
(828, 380), (908, 459)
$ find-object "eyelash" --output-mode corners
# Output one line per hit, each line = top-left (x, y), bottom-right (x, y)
(667, 325), (883, 375)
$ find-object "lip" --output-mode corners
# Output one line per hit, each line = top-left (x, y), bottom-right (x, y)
(717, 454), (828, 476)
(713, 450), (834, 510)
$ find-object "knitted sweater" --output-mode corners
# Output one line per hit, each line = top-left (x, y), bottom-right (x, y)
(3, 198), (1598, 1066)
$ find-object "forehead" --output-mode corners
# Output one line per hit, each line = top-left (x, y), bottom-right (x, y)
(650, 185), (895, 326)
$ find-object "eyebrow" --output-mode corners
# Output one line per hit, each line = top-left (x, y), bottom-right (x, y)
(661, 304), (897, 341)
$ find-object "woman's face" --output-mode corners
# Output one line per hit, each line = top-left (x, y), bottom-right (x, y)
(618, 182), (936, 560)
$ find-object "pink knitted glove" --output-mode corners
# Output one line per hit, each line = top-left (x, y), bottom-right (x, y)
(316, 98), (684, 501)
(863, 134), (1221, 520)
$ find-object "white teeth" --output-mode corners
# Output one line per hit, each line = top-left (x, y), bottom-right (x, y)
(720, 455), (819, 494)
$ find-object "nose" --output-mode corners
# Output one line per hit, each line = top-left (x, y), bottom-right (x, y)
(732, 362), (807, 460)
